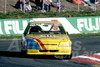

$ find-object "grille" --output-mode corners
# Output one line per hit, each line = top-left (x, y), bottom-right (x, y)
(40, 44), (57, 45)
(39, 50), (58, 52)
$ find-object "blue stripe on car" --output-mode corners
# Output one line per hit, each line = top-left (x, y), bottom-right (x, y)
(26, 38), (41, 50)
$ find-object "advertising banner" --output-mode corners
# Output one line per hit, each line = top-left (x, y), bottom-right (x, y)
(66, 16), (100, 33)
(0, 16), (100, 35)
(0, 19), (29, 35)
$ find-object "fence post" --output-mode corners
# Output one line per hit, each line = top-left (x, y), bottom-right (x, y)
(78, 0), (80, 11)
(23, 0), (25, 12)
(94, 0), (96, 11)
(4, 0), (7, 13)
(42, 0), (44, 11)
(59, 0), (61, 12)
(20, 3), (23, 11)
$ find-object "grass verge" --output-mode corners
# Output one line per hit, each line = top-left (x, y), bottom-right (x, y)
(0, 35), (22, 39)
(0, 11), (100, 19)
(69, 33), (100, 38)
(0, 33), (100, 39)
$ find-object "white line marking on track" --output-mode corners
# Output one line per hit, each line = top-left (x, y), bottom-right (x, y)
(95, 53), (100, 55)
(73, 56), (100, 62)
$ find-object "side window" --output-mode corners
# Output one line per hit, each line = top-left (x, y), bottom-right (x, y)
(59, 26), (66, 34)
(29, 26), (42, 34)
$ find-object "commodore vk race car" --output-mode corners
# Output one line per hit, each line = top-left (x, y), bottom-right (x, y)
(21, 21), (72, 59)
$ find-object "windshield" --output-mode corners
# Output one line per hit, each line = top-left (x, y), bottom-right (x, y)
(28, 23), (66, 34)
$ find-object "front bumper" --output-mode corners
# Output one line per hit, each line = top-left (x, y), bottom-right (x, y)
(27, 48), (71, 55)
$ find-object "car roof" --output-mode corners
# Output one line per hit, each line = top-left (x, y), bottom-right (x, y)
(29, 21), (61, 25)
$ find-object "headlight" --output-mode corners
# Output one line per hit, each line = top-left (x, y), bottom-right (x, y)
(59, 42), (71, 47)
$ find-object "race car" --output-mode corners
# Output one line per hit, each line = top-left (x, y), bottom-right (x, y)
(21, 21), (72, 59)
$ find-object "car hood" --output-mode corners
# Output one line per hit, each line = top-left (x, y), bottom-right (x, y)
(26, 34), (70, 50)
(26, 34), (69, 43)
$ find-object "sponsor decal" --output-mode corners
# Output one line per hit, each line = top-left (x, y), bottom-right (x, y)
(41, 35), (55, 38)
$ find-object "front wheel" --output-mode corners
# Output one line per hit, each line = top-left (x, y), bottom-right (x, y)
(21, 43), (27, 55)
(66, 53), (72, 60)
(54, 54), (72, 60)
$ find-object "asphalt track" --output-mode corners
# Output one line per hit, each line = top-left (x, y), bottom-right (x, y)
(0, 37), (100, 67)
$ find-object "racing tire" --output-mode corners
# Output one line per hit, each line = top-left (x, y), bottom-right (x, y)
(21, 43), (27, 55)
(54, 54), (72, 60)
(54, 55), (65, 59)
(66, 53), (72, 60)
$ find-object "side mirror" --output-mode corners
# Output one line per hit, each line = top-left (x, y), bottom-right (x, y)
(66, 32), (69, 36)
